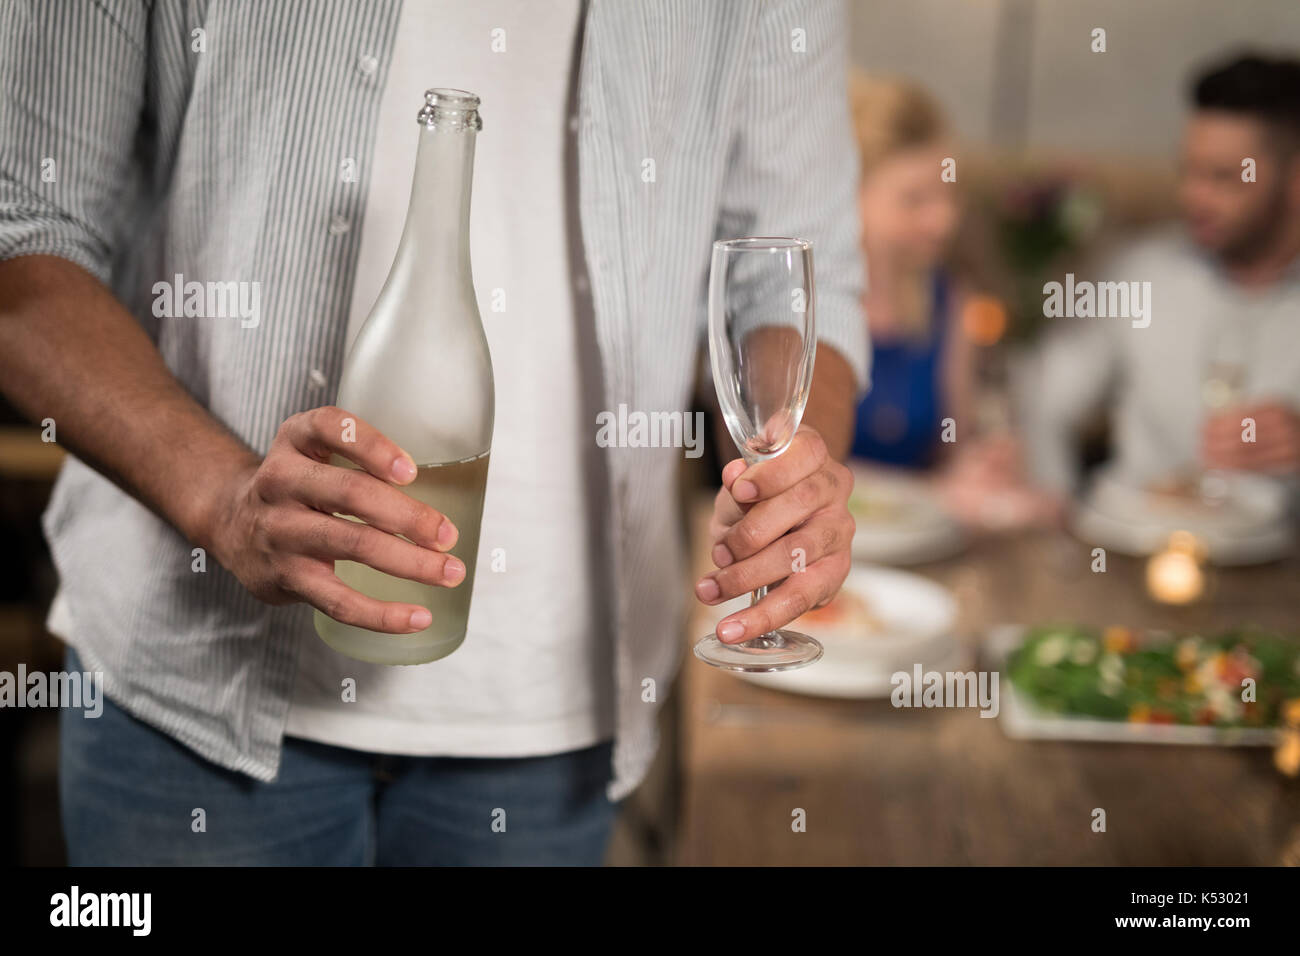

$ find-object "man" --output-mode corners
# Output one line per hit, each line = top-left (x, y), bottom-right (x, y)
(0, 0), (865, 864)
(1026, 53), (1300, 495)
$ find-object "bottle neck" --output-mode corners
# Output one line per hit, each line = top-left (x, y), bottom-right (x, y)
(394, 124), (476, 278)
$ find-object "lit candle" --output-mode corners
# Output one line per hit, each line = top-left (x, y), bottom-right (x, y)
(1277, 699), (1300, 778)
(1145, 531), (1205, 605)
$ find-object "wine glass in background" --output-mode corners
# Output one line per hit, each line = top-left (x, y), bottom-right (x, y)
(694, 237), (823, 672)
(1198, 322), (1248, 505)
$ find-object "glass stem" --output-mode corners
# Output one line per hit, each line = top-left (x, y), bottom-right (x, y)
(746, 585), (785, 647)
(736, 449), (784, 648)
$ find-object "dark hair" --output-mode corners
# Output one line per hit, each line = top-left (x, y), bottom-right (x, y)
(1193, 53), (1300, 145)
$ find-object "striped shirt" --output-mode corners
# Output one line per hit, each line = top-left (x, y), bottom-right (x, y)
(0, 0), (867, 801)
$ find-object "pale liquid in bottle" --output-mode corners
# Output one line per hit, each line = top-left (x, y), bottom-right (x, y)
(313, 452), (490, 665)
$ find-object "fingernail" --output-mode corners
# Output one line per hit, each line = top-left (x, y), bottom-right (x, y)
(444, 557), (466, 585)
(391, 456), (417, 483)
(409, 608), (432, 629)
(712, 543), (734, 568)
(695, 577), (720, 602)
(733, 479), (758, 502)
(717, 620), (745, 643)
(436, 520), (459, 551)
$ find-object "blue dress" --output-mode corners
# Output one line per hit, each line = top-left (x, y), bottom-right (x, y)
(851, 271), (951, 469)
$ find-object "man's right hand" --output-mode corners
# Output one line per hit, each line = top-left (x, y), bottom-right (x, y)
(204, 406), (464, 634)
(0, 261), (459, 635)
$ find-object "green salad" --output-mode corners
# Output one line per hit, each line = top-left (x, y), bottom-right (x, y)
(1006, 625), (1300, 728)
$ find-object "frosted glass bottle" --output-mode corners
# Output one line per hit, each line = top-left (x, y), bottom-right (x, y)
(314, 89), (494, 666)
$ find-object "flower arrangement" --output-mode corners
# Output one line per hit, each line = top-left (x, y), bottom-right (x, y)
(981, 173), (1105, 342)
(987, 174), (1102, 343)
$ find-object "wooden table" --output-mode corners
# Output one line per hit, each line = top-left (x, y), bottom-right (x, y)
(0, 426), (64, 480)
(675, 495), (1300, 865)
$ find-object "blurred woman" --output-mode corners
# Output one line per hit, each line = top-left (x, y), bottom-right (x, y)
(850, 72), (971, 468)
(850, 72), (1059, 527)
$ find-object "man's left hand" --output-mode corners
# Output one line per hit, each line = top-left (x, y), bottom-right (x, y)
(697, 427), (855, 644)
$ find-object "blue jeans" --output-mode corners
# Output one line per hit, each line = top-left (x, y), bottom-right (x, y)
(59, 648), (617, 865)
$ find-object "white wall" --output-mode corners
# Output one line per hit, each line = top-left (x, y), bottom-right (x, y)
(848, 0), (1300, 157)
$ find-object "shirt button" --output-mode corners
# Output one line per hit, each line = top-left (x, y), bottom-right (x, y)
(356, 53), (378, 77)
(568, 114), (580, 134)
(328, 215), (351, 236)
(308, 368), (328, 389)
(574, 273), (590, 294)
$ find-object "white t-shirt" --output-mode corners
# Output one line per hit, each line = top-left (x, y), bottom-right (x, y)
(284, 0), (614, 756)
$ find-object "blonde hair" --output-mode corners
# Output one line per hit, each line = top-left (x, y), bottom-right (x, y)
(849, 70), (948, 177)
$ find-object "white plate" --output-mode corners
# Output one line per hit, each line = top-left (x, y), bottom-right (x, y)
(1073, 468), (1293, 566)
(738, 638), (970, 699)
(697, 565), (960, 699)
(848, 467), (966, 566)
(988, 626), (1279, 746)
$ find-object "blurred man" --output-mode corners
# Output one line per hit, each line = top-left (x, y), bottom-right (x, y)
(1027, 54), (1300, 494)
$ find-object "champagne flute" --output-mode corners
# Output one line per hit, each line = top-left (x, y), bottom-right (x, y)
(694, 237), (823, 672)
(1198, 321), (1248, 505)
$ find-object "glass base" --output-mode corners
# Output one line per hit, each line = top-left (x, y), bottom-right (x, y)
(693, 628), (823, 673)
